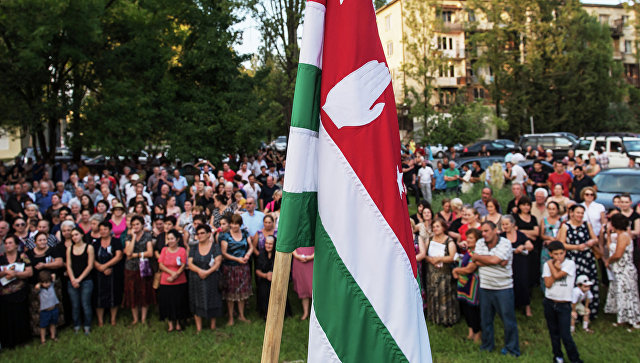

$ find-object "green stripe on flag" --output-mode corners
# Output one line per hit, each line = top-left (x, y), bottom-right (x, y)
(276, 191), (317, 253)
(313, 218), (408, 363)
(291, 63), (321, 132)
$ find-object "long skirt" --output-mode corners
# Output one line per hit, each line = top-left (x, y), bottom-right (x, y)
(0, 288), (31, 348)
(221, 264), (252, 301)
(122, 269), (155, 308)
(292, 247), (314, 299)
(158, 283), (190, 321)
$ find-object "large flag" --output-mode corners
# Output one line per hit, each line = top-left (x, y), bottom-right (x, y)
(277, 0), (432, 362)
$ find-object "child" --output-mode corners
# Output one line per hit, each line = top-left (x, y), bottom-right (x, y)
(571, 275), (594, 333)
(34, 270), (59, 344)
(452, 228), (481, 343)
(542, 241), (582, 363)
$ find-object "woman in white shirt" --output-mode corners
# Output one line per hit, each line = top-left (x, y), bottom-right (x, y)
(580, 187), (606, 237)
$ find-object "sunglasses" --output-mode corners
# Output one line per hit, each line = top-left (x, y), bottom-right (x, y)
(14, 223), (26, 227)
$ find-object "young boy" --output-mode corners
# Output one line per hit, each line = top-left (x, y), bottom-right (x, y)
(542, 241), (582, 363)
(35, 270), (59, 344)
(571, 275), (594, 333)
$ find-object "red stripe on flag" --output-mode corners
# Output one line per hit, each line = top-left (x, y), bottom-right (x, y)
(320, 0), (417, 276)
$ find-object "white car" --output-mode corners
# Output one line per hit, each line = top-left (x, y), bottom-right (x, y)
(576, 133), (640, 168)
(271, 136), (288, 152)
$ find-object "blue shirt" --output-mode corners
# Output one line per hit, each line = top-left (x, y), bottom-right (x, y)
(434, 169), (446, 190)
(36, 191), (54, 215)
(59, 190), (72, 205)
(173, 175), (188, 195)
(242, 210), (265, 237)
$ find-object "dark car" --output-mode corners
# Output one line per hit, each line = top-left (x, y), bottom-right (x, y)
(517, 133), (577, 159)
(460, 140), (517, 156)
(592, 169), (640, 209)
(454, 156), (504, 172)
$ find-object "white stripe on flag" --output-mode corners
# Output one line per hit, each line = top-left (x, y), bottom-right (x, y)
(308, 302), (340, 363)
(299, 1), (326, 69)
(317, 123), (432, 362)
(283, 126), (319, 194)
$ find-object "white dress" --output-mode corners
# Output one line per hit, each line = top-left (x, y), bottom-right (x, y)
(604, 233), (640, 325)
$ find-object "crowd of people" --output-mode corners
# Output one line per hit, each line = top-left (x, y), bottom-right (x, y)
(1, 142), (640, 361)
(0, 151), (317, 350)
(405, 144), (640, 361)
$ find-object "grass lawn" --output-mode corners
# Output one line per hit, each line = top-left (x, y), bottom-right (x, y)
(3, 185), (640, 362)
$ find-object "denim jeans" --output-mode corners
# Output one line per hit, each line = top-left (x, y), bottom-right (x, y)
(543, 298), (583, 363)
(68, 279), (93, 329)
(175, 192), (186, 210)
(479, 287), (520, 356)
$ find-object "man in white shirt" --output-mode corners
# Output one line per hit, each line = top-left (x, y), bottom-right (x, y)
(237, 162), (252, 183)
(472, 221), (520, 357)
(252, 155), (268, 176)
(417, 160), (434, 204)
(241, 198), (265, 238)
(509, 160), (528, 185)
(542, 241), (582, 363)
(242, 174), (262, 202)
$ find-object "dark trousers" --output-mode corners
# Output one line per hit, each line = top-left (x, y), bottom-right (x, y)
(460, 300), (481, 333)
(543, 298), (582, 363)
(479, 287), (520, 356)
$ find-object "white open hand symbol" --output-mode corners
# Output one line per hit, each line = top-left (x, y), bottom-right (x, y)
(322, 60), (391, 129)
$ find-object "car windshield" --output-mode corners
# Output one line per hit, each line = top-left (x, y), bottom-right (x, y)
(576, 140), (591, 150)
(594, 174), (640, 194)
(276, 136), (287, 142)
(624, 140), (640, 152)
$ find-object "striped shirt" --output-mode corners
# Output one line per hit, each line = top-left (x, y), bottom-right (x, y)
(475, 236), (513, 290)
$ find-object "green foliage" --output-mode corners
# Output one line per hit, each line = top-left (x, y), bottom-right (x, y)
(247, 0), (305, 137)
(374, 0), (387, 10)
(467, 0), (624, 138)
(0, 0), (268, 163)
(427, 101), (506, 147)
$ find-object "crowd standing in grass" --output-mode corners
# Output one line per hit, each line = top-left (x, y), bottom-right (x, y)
(0, 144), (639, 362)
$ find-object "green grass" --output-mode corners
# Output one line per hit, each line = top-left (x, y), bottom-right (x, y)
(3, 185), (640, 362)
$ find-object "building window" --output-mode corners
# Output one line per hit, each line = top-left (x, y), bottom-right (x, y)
(625, 40), (632, 54)
(449, 38), (453, 50)
(474, 88), (485, 99)
(438, 36), (453, 50)
(439, 64), (455, 77)
(441, 11), (453, 23)
(385, 15), (391, 31)
(387, 41), (393, 56)
(449, 64), (455, 77)
(622, 15), (629, 26)
(599, 14), (609, 25)
(468, 10), (476, 22)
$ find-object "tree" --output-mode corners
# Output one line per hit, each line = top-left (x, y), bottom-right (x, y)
(401, 0), (448, 144)
(0, 0), (106, 163)
(428, 101), (506, 146)
(248, 0), (305, 135)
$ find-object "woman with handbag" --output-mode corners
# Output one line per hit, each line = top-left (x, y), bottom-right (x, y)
(123, 215), (155, 325)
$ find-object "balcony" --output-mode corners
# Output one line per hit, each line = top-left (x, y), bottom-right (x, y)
(613, 50), (623, 60)
(441, 48), (465, 59)
(435, 77), (466, 87)
(611, 18), (624, 38)
(442, 22), (463, 33)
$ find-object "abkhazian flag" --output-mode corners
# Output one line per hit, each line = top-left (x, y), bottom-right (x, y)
(277, 0), (432, 361)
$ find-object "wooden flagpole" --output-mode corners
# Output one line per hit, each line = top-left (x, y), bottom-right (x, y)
(261, 251), (293, 363)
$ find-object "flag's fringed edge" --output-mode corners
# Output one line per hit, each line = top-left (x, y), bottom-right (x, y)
(319, 123), (419, 297)
(317, 124), (430, 362)
(308, 302), (340, 362)
(312, 218), (409, 363)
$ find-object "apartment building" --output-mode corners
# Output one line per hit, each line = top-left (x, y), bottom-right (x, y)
(583, 3), (638, 87)
(376, 1), (639, 111)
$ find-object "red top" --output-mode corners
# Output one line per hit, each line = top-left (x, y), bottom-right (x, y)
(159, 247), (187, 285)
(223, 170), (236, 182)
(548, 172), (573, 197)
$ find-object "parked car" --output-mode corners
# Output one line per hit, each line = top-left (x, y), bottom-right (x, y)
(460, 140), (517, 156)
(271, 136), (288, 152)
(576, 133), (640, 168)
(85, 150), (150, 167)
(16, 147), (85, 164)
(593, 169), (640, 209)
(517, 133), (577, 159)
(454, 156), (504, 172)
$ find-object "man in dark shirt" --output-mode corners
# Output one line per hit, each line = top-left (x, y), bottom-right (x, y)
(259, 176), (280, 210)
(6, 183), (31, 223)
(470, 161), (485, 184)
(256, 166), (269, 187)
(526, 160), (548, 197)
(571, 166), (595, 203)
(402, 157), (418, 205)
